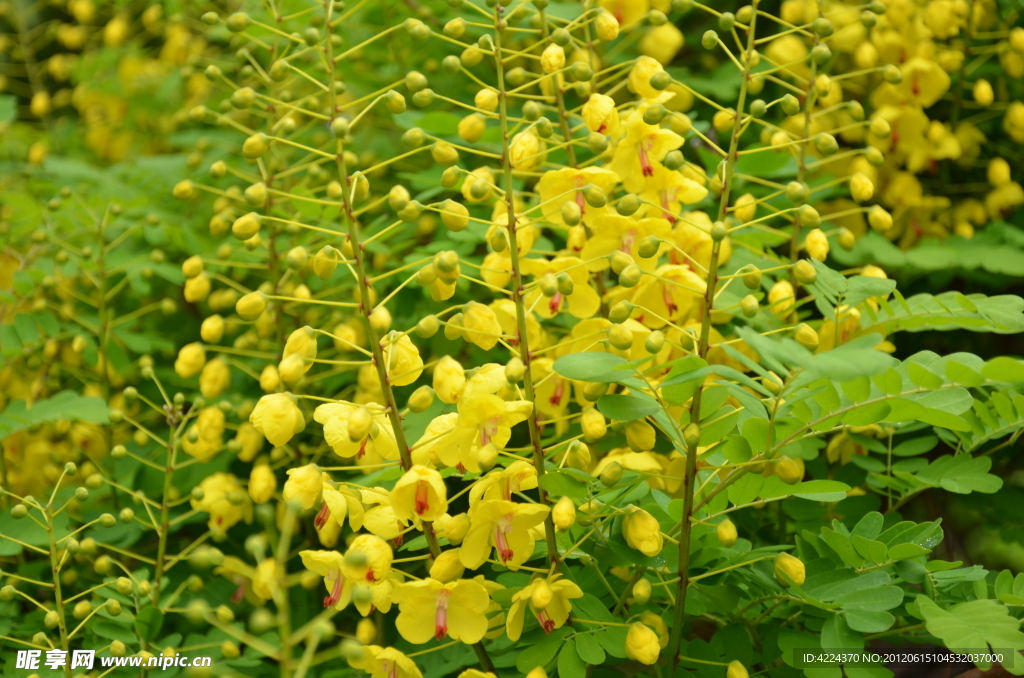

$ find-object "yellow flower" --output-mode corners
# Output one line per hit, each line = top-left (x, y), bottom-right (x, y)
(411, 413), (460, 467)
(300, 550), (351, 609)
(536, 167), (620, 226)
(581, 215), (672, 272)
(250, 393), (306, 447)
(350, 647), (423, 678)
(392, 578), (490, 643)
(625, 621), (661, 665)
(728, 660), (749, 678)
(552, 496), (576, 531)
(461, 302), (503, 350)
(640, 24), (683, 65)
(391, 465), (448, 523)
(460, 499), (550, 570)
(174, 342), (206, 378)
(582, 93), (620, 135)
(506, 574), (583, 640)
(626, 264), (706, 329)
(522, 257), (601, 319)
(629, 55), (664, 100)
(283, 463), (322, 510)
(530, 357), (574, 420)
(469, 460), (539, 506)
(622, 508), (663, 557)
(182, 407), (225, 462)
(317, 475), (365, 532)
(599, 0), (649, 28)
(343, 534), (394, 584)
(191, 473), (252, 530)
(382, 333), (423, 386)
(609, 113), (684, 193)
(253, 559), (278, 600)
(249, 464), (276, 504)
(509, 130), (547, 172)
(314, 403), (399, 461)
(199, 358), (231, 399)
(446, 395), (534, 473)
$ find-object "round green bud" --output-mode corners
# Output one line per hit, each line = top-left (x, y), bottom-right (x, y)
(882, 64), (902, 83)
(402, 128), (425, 149)
(11, 504), (27, 520)
(702, 30), (718, 50)
(781, 93), (801, 116)
(587, 133), (609, 154)
(848, 100), (865, 121)
(718, 12), (735, 31)
(64, 461), (77, 476)
(860, 10), (877, 27)
(441, 166), (461, 188)
(865, 147), (885, 166)
(100, 513), (116, 528)
(648, 9), (668, 25)
(441, 55), (461, 74)
(637, 236), (661, 259)
(111, 444), (127, 460)
(412, 89), (435, 107)
(226, 12), (250, 32)
(570, 62), (593, 82)
(75, 487), (89, 502)
(201, 12), (219, 25)
(812, 18), (833, 36)
(741, 294), (759, 317)
(616, 194), (640, 216)
(642, 104), (667, 125)
(663, 149), (684, 170)
(609, 301), (634, 323)
(506, 67), (528, 85)
(552, 28), (571, 46)
(814, 132), (838, 155)
(710, 221), (728, 242)
(535, 117), (554, 138)
(650, 70), (672, 91)
(811, 44), (832, 64)
(749, 99), (767, 118)
(786, 181), (809, 203)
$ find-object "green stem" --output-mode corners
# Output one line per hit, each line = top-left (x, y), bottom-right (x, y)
(46, 507), (73, 678)
(666, 6), (759, 674)
(789, 38), (819, 277)
(492, 2), (561, 574)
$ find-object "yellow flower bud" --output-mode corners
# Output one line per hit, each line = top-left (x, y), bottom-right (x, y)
(175, 342), (207, 378)
(184, 273), (211, 303)
(632, 578), (651, 605)
(629, 56), (664, 100)
(455, 114), (487, 145)
(623, 508), (663, 557)
(434, 355), (466, 404)
(582, 93), (619, 135)
(625, 622), (661, 665)
(625, 421), (656, 452)
(595, 10), (619, 41)
(475, 88), (499, 112)
(775, 456), (805, 484)
(251, 393), (305, 447)
(973, 79), (994, 107)
(201, 315), (224, 343)
(868, 205), (893, 232)
(356, 618), (376, 645)
(509, 130), (546, 171)
(260, 364), (281, 393)
(552, 496), (576, 531)
(795, 323), (819, 351)
(429, 549), (465, 582)
(182, 255), (204, 278)
(313, 246), (341, 280)
(713, 108), (736, 133)
(727, 660), (749, 678)
(283, 463), (321, 510)
(850, 172), (874, 202)
(249, 464), (276, 503)
(734, 193), (757, 222)
(988, 158), (1011, 186)
(717, 518), (738, 547)
(236, 291), (268, 321)
(581, 407), (607, 441)
(408, 385), (435, 413)
(531, 578), (553, 609)
(541, 43), (566, 74)
(774, 552), (806, 586)
(200, 358), (231, 398)
(443, 513), (470, 544)
(805, 228), (829, 261)
(768, 280), (795, 315)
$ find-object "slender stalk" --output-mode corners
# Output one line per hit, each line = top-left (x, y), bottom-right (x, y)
(45, 507), (73, 678)
(151, 433), (178, 606)
(666, 6), (759, 674)
(537, 9), (577, 168)
(789, 38), (819, 274)
(492, 3), (561, 571)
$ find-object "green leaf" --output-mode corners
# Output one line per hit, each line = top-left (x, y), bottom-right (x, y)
(574, 633), (606, 665)
(887, 543), (931, 560)
(820, 528), (866, 568)
(837, 587), (904, 612)
(792, 480), (851, 502)
(844, 276), (897, 308)
(844, 610), (895, 633)
(539, 471), (589, 499)
(915, 455), (1002, 494)
(558, 639), (586, 678)
(842, 401), (891, 426)
(892, 436), (937, 457)
(516, 626), (573, 672)
(597, 394), (659, 421)
(981, 357), (1024, 383)
(851, 512), (884, 541)
(850, 535), (887, 564)
(553, 353), (628, 382)
(134, 606), (164, 642)
(0, 391), (109, 437)
(917, 597), (1024, 667)
(0, 95), (16, 122)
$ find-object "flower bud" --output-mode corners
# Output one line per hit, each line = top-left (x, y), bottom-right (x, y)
(814, 132), (838, 155)
(242, 133), (268, 159)
(415, 314), (439, 338)
(645, 330), (665, 354)
(717, 518), (738, 547)
(429, 550), (465, 582)
(702, 30), (718, 50)
(552, 496), (576, 531)
(475, 88), (499, 111)
(588, 132), (609, 154)
(988, 158), (1011, 187)
(869, 205), (893, 232)
(505, 357), (525, 383)
(626, 421), (656, 452)
(805, 228), (829, 261)
(609, 300), (634, 323)
(531, 578), (553, 609)
(581, 407), (607, 441)
(793, 259), (817, 285)
(618, 264), (643, 288)
(728, 660), (749, 678)
(774, 553), (805, 586)
(794, 323), (819, 351)
(684, 423), (701, 449)
(617, 194), (641, 216)
(626, 622), (660, 665)
(740, 265), (761, 290)
(444, 513), (470, 544)
(741, 294), (758, 317)
(595, 10), (619, 40)
(775, 456), (804, 484)
(869, 117), (891, 138)
(443, 17), (466, 38)
(632, 578), (651, 605)
(458, 113), (486, 143)
(232, 212), (261, 241)
(882, 64), (902, 83)
(236, 291), (268, 321)
(600, 461), (623, 487)
(541, 43), (565, 74)
(798, 205), (821, 228)
(608, 324), (634, 350)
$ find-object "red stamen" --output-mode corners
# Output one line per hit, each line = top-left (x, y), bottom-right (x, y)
(549, 381), (565, 406)
(548, 291), (563, 314)
(537, 610), (556, 633)
(314, 502), (330, 529)
(414, 480), (430, 516)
